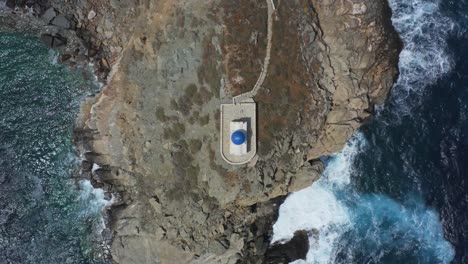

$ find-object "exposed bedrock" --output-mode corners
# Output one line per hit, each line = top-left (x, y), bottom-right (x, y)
(264, 230), (310, 263)
(40, 0), (400, 262)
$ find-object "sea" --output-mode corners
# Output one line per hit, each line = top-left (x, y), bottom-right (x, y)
(0, 32), (111, 263)
(1, 0), (466, 263)
(272, 0), (468, 263)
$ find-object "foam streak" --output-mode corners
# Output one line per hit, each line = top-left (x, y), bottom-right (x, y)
(272, 0), (456, 262)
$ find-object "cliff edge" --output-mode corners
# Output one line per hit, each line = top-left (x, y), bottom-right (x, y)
(21, 0), (401, 262)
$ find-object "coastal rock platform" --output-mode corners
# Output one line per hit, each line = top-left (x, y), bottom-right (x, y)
(0, 0), (402, 262)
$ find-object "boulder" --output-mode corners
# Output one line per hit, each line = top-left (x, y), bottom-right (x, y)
(264, 230), (310, 263)
(87, 47), (98, 57)
(80, 160), (93, 171)
(59, 54), (72, 62)
(288, 161), (323, 192)
(24, 0), (35, 8)
(4, 0), (43, 9)
(5, 0), (16, 8)
(40, 34), (54, 47)
(27, 0), (47, 13)
(41, 7), (56, 24)
(51, 15), (70, 29)
(40, 34), (67, 48)
(100, 58), (110, 70)
(51, 35), (67, 47)
(87, 10), (97, 20)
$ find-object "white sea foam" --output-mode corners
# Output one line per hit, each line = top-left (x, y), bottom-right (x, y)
(384, 0), (455, 116)
(91, 163), (101, 173)
(48, 49), (59, 65)
(86, 62), (105, 89)
(272, 184), (348, 264)
(271, 135), (364, 264)
(78, 180), (113, 230)
(271, 184), (349, 243)
(273, 136), (455, 263)
(392, 0), (454, 88)
(79, 180), (113, 212)
(272, 1), (456, 261)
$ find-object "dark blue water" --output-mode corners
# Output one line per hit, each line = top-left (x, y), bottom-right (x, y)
(273, 0), (468, 263)
(0, 33), (109, 263)
(347, 0), (468, 263)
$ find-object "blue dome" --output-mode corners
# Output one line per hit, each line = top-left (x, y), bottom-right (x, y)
(231, 130), (246, 145)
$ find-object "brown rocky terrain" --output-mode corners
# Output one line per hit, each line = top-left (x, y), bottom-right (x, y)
(1, 0), (401, 263)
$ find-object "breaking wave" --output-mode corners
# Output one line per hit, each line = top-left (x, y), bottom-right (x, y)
(0, 32), (109, 263)
(273, 133), (454, 263)
(272, 0), (456, 263)
(381, 0), (455, 117)
(79, 180), (113, 213)
(272, 136), (362, 264)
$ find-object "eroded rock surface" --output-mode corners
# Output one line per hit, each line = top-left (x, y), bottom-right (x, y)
(27, 0), (400, 262)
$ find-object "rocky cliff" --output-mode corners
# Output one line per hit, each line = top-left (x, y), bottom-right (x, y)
(1, 0), (401, 263)
(72, 0), (401, 262)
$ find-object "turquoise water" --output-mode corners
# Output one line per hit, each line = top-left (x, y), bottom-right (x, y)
(0, 32), (108, 263)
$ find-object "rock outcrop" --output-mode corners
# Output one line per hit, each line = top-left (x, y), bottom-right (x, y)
(71, 0), (401, 262)
(1, 0), (401, 262)
(264, 230), (310, 263)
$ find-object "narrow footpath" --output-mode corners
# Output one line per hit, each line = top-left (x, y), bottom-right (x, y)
(233, 0), (275, 103)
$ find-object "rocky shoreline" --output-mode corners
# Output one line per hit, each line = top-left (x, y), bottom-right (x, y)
(0, 3), (110, 81)
(0, 0), (401, 263)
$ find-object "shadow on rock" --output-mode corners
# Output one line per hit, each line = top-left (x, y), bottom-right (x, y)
(264, 230), (309, 263)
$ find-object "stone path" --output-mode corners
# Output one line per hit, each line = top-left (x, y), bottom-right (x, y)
(233, 0), (275, 103)
(221, 0), (275, 165)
